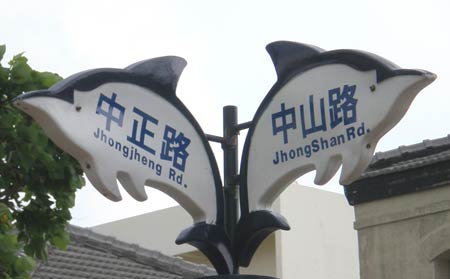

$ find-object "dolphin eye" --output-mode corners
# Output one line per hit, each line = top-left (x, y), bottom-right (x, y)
(75, 106), (82, 112)
(16, 102), (28, 110)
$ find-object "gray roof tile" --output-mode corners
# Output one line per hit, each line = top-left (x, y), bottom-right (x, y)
(32, 225), (214, 279)
(361, 134), (450, 178)
(345, 134), (450, 205)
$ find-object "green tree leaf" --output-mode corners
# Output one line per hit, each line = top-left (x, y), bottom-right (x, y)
(50, 230), (70, 250)
(38, 72), (61, 88)
(0, 44), (85, 279)
(9, 55), (32, 85)
(14, 256), (35, 274)
(0, 45), (5, 61)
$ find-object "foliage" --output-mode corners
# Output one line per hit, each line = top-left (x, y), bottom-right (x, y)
(0, 45), (85, 278)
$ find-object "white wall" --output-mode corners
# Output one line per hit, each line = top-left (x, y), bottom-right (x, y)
(354, 183), (450, 279)
(93, 205), (194, 255)
(278, 183), (359, 279)
(92, 183), (359, 278)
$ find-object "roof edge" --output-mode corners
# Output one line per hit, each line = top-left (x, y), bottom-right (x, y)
(346, 134), (450, 205)
(67, 224), (215, 277)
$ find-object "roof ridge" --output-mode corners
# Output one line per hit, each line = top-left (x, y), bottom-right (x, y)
(369, 134), (450, 170)
(345, 135), (450, 205)
(361, 149), (450, 179)
(67, 224), (214, 277)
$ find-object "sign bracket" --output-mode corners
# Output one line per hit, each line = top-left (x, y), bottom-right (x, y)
(205, 107), (253, 275)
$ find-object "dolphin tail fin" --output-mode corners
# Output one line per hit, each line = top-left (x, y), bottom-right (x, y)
(314, 155), (342, 185)
(116, 171), (147, 201)
(84, 163), (122, 202)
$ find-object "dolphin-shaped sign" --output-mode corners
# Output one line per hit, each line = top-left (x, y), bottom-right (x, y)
(237, 41), (436, 266)
(13, 57), (235, 274)
(12, 43), (437, 275)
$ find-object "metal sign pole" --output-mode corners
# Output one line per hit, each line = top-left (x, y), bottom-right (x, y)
(223, 105), (240, 274)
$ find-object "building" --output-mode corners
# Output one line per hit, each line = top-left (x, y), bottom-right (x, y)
(53, 134), (450, 279)
(32, 225), (214, 279)
(346, 135), (450, 279)
(92, 182), (359, 278)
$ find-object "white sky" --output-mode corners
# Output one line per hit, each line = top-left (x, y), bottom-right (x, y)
(1, 0), (449, 227)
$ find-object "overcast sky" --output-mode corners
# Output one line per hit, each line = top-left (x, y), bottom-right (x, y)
(2, 0), (449, 227)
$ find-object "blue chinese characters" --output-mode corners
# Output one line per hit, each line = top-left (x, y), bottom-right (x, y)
(271, 84), (365, 165)
(328, 84), (357, 129)
(94, 92), (191, 186)
(96, 93), (125, 130)
(161, 125), (190, 172)
(272, 84), (358, 144)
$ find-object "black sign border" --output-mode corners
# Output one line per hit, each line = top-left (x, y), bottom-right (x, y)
(239, 40), (429, 215)
(16, 56), (225, 226)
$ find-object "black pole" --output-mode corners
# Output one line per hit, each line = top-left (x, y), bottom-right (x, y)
(223, 105), (239, 274)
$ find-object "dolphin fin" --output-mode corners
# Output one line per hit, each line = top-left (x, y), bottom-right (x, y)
(236, 210), (290, 267)
(117, 171), (147, 201)
(125, 56), (187, 96)
(84, 163), (122, 201)
(176, 223), (235, 275)
(266, 41), (324, 81)
(340, 150), (370, 185)
(314, 155), (341, 185)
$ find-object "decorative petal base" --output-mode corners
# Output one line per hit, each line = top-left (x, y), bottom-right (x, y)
(236, 210), (290, 267)
(176, 222), (234, 274)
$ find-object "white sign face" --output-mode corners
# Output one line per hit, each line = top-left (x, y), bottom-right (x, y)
(240, 41), (436, 213)
(14, 57), (222, 224)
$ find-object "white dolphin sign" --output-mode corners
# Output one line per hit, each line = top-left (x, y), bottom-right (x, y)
(14, 56), (238, 274)
(236, 41), (436, 267)
(13, 57), (223, 225)
(240, 41), (436, 214)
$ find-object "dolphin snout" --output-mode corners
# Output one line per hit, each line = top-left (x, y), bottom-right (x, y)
(13, 90), (51, 111)
(402, 69), (437, 83)
(13, 89), (51, 102)
(422, 71), (437, 82)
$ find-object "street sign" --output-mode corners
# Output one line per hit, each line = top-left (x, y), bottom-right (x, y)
(12, 42), (437, 277)
(236, 41), (436, 267)
(240, 41), (436, 215)
(14, 57), (223, 225)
